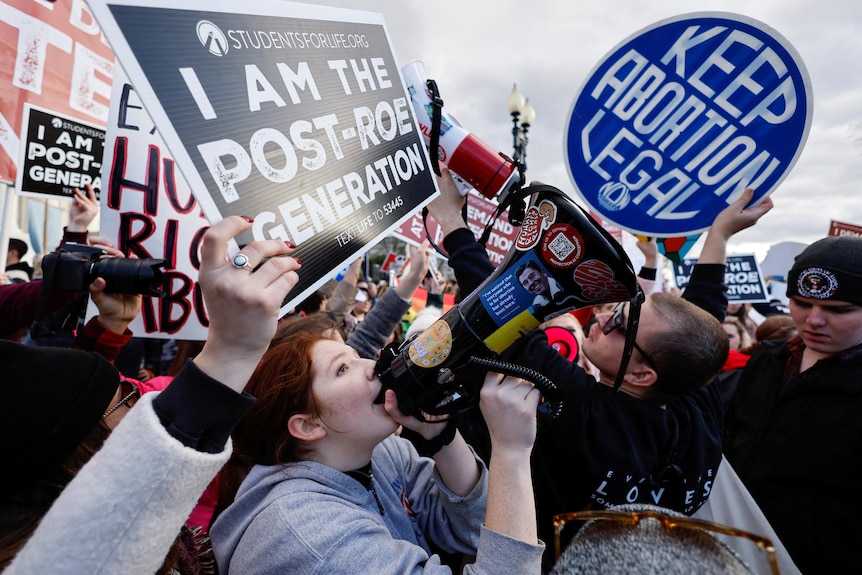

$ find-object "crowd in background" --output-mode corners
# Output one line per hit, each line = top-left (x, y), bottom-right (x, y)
(2, 173), (860, 575)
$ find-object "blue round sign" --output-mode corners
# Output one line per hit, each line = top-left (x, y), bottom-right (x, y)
(565, 12), (812, 237)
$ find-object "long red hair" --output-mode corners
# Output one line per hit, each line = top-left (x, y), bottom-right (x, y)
(232, 332), (327, 466)
(214, 328), (337, 526)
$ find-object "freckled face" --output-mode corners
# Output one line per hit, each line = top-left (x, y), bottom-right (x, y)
(310, 340), (398, 443)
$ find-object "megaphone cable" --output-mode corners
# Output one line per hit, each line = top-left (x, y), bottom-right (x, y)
(465, 356), (563, 419)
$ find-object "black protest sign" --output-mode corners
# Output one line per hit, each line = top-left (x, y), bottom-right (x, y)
(16, 105), (105, 199)
(88, 1), (438, 314)
(674, 253), (768, 303)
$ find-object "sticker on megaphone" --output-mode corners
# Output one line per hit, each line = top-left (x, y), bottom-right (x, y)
(402, 60), (519, 199)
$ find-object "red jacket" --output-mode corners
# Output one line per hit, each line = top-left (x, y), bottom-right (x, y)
(722, 348), (750, 372)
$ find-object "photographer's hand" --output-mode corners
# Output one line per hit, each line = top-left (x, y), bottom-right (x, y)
(88, 275), (143, 335)
(86, 236), (125, 258)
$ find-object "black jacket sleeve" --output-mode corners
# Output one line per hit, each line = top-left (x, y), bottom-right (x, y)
(442, 228), (495, 296)
(152, 360), (255, 454)
(681, 263), (727, 321)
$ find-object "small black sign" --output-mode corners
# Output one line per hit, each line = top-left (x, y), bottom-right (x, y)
(16, 105), (105, 199)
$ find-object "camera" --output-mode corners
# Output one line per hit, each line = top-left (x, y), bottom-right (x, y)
(41, 243), (167, 297)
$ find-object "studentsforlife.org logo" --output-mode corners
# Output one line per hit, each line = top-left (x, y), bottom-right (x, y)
(195, 18), (370, 56)
(197, 20), (229, 57)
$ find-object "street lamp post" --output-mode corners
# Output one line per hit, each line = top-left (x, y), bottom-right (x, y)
(505, 84), (536, 224)
(506, 84), (535, 186)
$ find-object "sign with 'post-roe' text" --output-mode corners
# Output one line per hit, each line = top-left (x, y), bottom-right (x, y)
(87, 0), (438, 315)
(674, 253), (768, 303)
(566, 12), (812, 238)
(16, 104), (105, 200)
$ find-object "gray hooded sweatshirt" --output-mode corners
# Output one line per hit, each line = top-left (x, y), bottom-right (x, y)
(211, 434), (543, 574)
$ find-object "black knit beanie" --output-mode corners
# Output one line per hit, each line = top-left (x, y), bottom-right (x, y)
(0, 340), (120, 494)
(786, 236), (862, 305)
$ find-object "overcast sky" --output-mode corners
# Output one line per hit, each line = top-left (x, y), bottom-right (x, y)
(301, 0), (862, 261)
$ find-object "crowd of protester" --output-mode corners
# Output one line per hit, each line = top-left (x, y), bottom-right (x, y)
(2, 166), (858, 574)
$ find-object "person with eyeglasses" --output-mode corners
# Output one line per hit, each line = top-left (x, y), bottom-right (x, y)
(348, 279), (376, 326)
(1, 216), (302, 574)
(425, 166), (774, 571)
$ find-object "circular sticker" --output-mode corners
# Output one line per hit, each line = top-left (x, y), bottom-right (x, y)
(540, 223), (585, 269)
(408, 320), (453, 368)
(515, 206), (543, 251)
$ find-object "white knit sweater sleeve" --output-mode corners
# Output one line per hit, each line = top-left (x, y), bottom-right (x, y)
(4, 393), (230, 575)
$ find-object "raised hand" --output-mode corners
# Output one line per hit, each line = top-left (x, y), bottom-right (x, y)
(192, 216), (301, 392)
(69, 184), (100, 232)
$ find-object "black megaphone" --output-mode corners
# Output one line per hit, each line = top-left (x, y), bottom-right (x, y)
(376, 183), (641, 420)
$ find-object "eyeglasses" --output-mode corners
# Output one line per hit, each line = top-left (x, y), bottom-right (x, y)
(553, 509), (780, 575)
(102, 379), (140, 418)
(602, 301), (657, 368)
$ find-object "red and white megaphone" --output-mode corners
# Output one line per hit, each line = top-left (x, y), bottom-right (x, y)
(402, 60), (519, 199)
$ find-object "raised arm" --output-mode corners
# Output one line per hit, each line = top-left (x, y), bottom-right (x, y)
(426, 166), (494, 295)
(326, 257), (364, 318)
(635, 236), (659, 294)
(346, 243), (431, 358)
(192, 217), (301, 391)
(6, 216), (301, 575)
(683, 189), (774, 320)
(68, 184), (100, 234)
(479, 373), (541, 545)
(697, 189), (774, 266)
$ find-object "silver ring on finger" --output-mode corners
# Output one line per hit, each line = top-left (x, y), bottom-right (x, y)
(231, 253), (254, 271)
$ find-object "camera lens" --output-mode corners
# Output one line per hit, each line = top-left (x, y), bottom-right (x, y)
(92, 257), (167, 297)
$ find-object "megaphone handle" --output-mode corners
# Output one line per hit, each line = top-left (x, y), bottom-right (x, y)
(425, 79), (443, 177)
(466, 356), (563, 419)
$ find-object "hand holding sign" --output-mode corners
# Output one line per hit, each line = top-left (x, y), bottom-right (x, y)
(634, 236), (658, 268)
(69, 184), (100, 232)
(711, 189), (775, 241)
(194, 215), (301, 392)
(698, 188), (774, 266)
